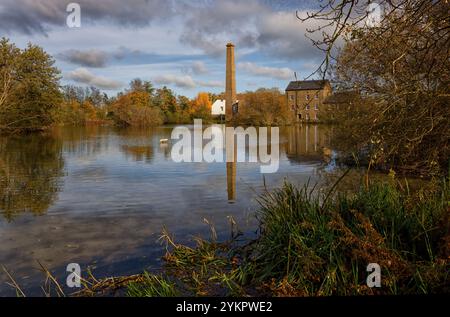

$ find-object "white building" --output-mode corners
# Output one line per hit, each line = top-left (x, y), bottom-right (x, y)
(211, 100), (226, 116)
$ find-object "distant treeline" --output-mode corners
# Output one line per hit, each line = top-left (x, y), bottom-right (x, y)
(58, 80), (215, 127)
(0, 37), (294, 134)
(58, 80), (294, 127)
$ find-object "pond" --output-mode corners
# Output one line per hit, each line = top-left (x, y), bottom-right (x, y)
(0, 124), (340, 296)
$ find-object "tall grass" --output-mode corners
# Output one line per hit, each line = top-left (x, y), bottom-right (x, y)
(126, 177), (449, 296)
(238, 179), (449, 295)
(126, 273), (178, 297)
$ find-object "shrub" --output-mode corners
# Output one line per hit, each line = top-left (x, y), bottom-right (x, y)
(109, 91), (163, 127)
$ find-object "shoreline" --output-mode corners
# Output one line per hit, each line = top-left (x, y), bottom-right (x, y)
(6, 175), (445, 297)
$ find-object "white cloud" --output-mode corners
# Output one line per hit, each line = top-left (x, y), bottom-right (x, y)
(2, 0), (329, 96)
(154, 74), (197, 89)
(238, 62), (294, 80)
(58, 47), (140, 68)
(66, 68), (123, 90)
(197, 80), (223, 88)
(58, 49), (109, 68)
(179, 1), (325, 61)
(0, 0), (173, 35)
(153, 74), (224, 89)
(179, 0), (264, 57)
(256, 11), (326, 60)
(191, 61), (209, 75)
(182, 61), (210, 75)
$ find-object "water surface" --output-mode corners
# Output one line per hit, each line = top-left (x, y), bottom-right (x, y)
(0, 124), (335, 296)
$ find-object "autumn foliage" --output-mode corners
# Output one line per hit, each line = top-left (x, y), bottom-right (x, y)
(0, 38), (61, 133)
(109, 91), (163, 127)
(190, 92), (212, 120)
(234, 88), (293, 125)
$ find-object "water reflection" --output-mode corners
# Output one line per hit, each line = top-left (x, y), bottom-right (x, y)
(226, 140), (237, 202)
(121, 146), (154, 162)
(57, 125), (109, 157)
(0, 125), (335, 221)
(0, 133), (64, 221)
(0, 124), (341, 296)
(116, 127), (173, 160)
(285, 124), (332, 164)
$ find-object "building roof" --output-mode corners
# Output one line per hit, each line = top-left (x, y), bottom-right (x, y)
(285, 80), (330, 91)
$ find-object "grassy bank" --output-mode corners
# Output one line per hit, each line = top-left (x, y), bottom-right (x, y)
(75, 175), (449, 297)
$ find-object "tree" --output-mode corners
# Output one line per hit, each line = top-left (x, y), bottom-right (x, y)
(129, 78), (155, 96)
(300, 1), (450, 175)
(177, 95), (191, 112)
(190, 92), (211, 118)
(154, 86), (178, 116)
(109, 90), (163, 127)
(0, 39), (19, 110)
(81, 100), (98, 122)
(0, 38), (62, 133)
(236, 88), (292, 125)
(57, 85), (109, 124)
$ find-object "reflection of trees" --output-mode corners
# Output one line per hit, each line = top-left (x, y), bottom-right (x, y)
(116, 128), (155, 163)
(0, 133), (64, 221)
(114, 127), (157, 139)
(121, 145), (153, 162)
(57, 125), (108, 156)
(116, 126), (173, 162)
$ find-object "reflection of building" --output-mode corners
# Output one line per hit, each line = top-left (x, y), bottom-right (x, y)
(286, 125), (331, 163)
(285, 80), (332, 122)
(226, 137), (237, 202)
(226, 161), (236, 202)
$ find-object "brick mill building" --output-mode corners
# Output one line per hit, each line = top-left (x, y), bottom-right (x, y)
(285, 80), (332, 122)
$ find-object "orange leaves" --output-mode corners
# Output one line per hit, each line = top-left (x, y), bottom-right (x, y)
(190, 92), (212, 114)
(115, 91), (151, 109)
(109, 90), (163, 127)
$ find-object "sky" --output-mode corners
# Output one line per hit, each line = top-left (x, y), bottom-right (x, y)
(0, 0), (325, 98)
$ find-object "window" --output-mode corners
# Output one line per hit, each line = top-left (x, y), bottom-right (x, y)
(315, 104), (319, 111)
(315, 93), (319, 100)
(291, 105), (296, 111)
(289, 94), (294, 101)
(306, 105), (310, 110)
(305, 114), (310, 120)
(315, 113), (318, 120)
(232, 102), (239, 114)
(306, 94), (310, 100)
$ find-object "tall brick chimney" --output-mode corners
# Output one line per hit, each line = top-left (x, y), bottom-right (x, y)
(225, 42), (236, 120)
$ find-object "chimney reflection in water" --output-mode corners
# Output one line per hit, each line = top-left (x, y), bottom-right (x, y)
(226, 140), (237, 202)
